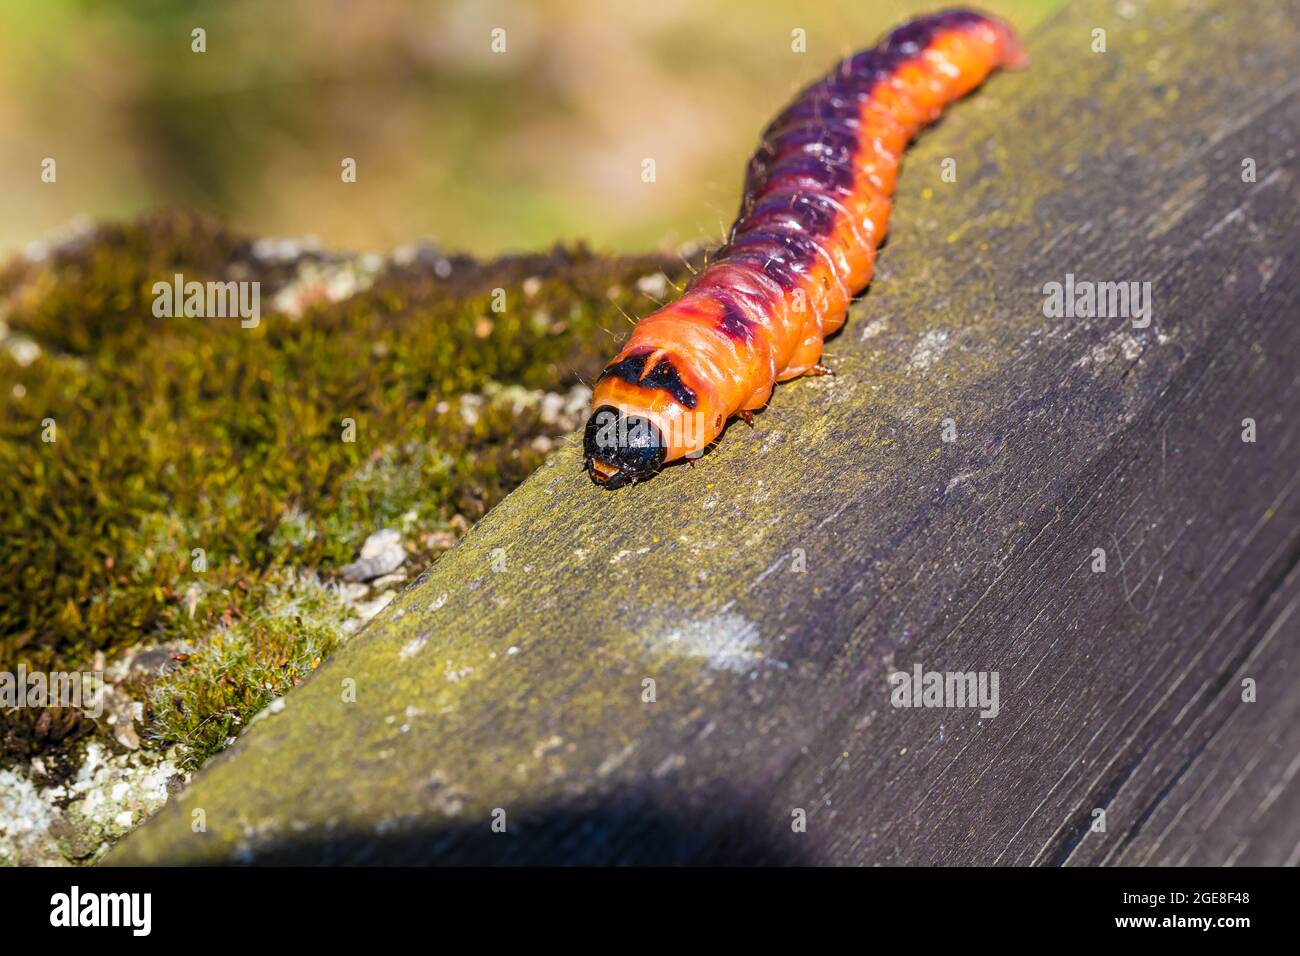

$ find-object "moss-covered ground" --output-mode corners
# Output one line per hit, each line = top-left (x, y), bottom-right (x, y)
(0, 209), (693, 773)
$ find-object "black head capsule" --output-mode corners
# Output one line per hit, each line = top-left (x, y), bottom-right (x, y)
(583, 405), (667, 489)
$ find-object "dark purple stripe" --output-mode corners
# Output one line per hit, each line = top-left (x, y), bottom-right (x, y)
(725, 9), (991, 284)
(884, 8), (987, 57)
(715, 294), (760, 344)
(733, 191), (840, 239)
(755, 153), (857, 194)
(766, 87), (871, 136)
(722, 250), (804, 291)
(725, 228), (828, 267)
(763, 125), (860, 166)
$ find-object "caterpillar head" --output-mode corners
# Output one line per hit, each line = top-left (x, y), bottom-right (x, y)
(583, 405), (666, 489)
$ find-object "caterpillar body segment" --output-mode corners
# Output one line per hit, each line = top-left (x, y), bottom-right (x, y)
(584, 9), (1024, 488)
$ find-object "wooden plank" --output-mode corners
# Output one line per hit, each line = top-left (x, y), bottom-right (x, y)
(1106, 566), (1300, 867)
(111, 0), (1300, 865)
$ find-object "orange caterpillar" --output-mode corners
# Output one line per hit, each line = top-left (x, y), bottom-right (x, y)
(584, 9), (1024, 488)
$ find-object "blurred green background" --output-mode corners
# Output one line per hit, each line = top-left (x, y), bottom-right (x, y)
(0, 0), (1061, 259)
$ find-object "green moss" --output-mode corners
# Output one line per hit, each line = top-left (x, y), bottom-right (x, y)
(145, 571), (350, 770)
(0, 209), (692, 767)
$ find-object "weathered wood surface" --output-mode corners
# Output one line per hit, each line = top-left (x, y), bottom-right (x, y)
(113, 0), (1300, 865)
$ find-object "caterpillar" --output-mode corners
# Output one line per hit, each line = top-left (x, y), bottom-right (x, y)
(584, 8), (1024, 488)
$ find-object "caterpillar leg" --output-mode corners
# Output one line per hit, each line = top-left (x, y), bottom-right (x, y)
(777, 359), (835, 382)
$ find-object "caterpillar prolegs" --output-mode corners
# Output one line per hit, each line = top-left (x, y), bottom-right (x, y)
(584, 8), (1024, 488)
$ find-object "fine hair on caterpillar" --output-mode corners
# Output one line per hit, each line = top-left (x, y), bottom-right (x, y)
(583, 8), (1025, 489)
